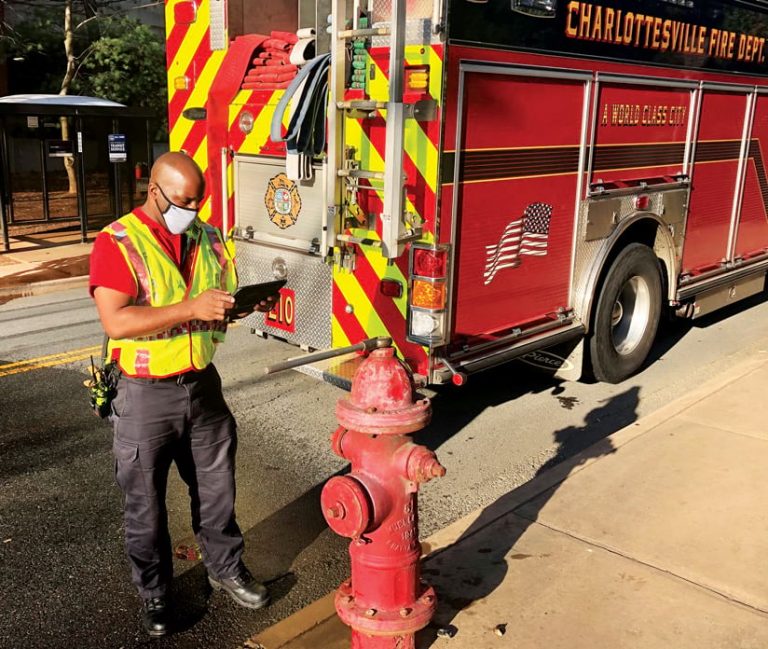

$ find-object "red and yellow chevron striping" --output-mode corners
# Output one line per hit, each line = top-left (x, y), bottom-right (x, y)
(166, 3), (440, 371)
(330, 44), (444, 371)
(165, 0), (225, 223)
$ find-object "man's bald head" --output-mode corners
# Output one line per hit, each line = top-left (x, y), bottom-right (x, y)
(145, 151), (205, 224)
(150, 151), (205, 188)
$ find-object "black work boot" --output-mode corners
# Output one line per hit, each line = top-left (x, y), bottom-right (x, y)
(208, 567), (270, 609)
(141, 596), (170, 637)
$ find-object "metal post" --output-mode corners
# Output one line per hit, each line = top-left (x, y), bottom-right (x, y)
(221, 147), (229, 238)
(381, 0), (407, 259)
(38, 119), (50, 222)
(113, 118), (123, 218)
(324, 0), (347, 257)
(146, 118), (154, 166)
(74, 116), (88, 243)
(0, 117), (10, 251)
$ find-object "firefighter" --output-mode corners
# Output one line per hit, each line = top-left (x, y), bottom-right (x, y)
(89, 152), (274, 637)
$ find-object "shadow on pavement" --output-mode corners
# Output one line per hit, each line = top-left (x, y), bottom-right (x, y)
(3, 286), (763, 647)
(646, 289), (768, 367)
(418, 388), (635, 646)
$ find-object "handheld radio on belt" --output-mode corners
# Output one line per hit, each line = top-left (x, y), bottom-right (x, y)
(84, 335), (119, 419)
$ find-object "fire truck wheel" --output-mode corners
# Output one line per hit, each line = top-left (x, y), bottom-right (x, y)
(589, 243), (662, 384)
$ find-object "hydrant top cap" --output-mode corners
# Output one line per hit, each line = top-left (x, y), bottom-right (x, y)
(348, 347), (416, 413)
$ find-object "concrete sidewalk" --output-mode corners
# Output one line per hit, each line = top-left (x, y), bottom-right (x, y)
(0, 231), (92, 299)
(249, 354), (768, 649)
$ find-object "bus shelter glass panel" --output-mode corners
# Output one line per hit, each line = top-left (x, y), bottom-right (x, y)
(83, 117), (114, 225)
(5, 114), (45, 223)
(42, 115), (79, 221)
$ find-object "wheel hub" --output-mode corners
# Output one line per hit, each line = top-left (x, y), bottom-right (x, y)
(611, 275), (651, 356)
(611, 301), (624, 327)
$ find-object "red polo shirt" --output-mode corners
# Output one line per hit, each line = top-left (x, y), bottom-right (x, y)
(89, 208), (184, 298)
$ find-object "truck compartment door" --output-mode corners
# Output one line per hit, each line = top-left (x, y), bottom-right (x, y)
(450, 67), (588, 344)
(684, 89), (749, 274)
(733, 93), (768, 262)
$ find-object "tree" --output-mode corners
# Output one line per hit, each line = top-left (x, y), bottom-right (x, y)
(0, 1), (166, 192)
(60, 0), (77, 193)
(73, 17), (166, 125)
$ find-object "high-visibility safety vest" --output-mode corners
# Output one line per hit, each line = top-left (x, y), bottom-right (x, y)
(104, 212), (238, 378)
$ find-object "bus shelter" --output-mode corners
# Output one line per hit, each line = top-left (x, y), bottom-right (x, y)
(0, 94), (154, 251)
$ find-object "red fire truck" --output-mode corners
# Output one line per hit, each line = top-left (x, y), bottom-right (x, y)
(164, 0), (768, 386)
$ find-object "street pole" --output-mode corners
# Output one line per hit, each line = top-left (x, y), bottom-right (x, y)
(1, 116), (12, 251)
(112, 119), (123, 217)
(74, 115), (88, 243)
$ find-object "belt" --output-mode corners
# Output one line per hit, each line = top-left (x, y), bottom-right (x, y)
(125, 367), (211, 385)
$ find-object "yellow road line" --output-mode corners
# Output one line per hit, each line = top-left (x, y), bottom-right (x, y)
(0, 322), (242, 378)
(0, 345), (101, 371)
(0, 346), (100, 378)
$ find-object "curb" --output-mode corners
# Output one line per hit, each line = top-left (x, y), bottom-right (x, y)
(0, 275), (90, 301)
(245, 352), (768, 649)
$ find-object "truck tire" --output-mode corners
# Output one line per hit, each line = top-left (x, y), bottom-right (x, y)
(588, 243), (662, 384)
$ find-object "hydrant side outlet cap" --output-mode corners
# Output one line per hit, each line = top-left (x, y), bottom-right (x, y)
(321, 476), (371, 538)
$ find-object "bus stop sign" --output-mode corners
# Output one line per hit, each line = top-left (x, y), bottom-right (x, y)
(108, 133), (127, 163)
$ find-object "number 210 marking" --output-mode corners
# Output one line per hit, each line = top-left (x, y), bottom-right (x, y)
(266, 288), (296, 333)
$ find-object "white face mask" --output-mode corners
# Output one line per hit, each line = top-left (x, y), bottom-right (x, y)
(163, 203), (198, 234)
(156, 185), (198, 234)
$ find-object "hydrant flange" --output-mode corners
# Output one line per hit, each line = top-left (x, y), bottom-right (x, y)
(336, 398), (431, 436)
(336, 347), (431, 435)
(335, 580), (438, 636)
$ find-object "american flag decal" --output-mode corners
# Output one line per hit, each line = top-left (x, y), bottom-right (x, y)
(484, 203), (553, 285)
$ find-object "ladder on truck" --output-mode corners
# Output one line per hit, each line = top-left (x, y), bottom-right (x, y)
(325, 0), (415, 260)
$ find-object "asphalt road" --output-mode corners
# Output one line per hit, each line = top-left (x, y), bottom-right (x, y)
(2, 286), (768, 648)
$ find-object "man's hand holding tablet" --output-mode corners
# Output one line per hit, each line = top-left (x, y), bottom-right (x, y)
(227, 279), (287, 321)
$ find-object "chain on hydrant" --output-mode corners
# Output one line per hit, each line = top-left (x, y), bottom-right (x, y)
(321, 346), (445, 649)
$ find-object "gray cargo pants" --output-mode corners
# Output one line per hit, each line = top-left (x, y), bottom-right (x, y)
(111, 364), (244, 600)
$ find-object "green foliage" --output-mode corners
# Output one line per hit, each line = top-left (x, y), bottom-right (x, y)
(73, 18), (167, 130)
(1, 5), (167, 138)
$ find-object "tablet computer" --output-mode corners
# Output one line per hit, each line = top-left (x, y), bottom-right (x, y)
(228, 279), (287, 318)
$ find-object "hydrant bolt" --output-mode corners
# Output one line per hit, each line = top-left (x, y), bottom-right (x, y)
(326, 505), (344, 520)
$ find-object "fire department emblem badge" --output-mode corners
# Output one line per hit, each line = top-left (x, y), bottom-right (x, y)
(265, 173), (301, 229)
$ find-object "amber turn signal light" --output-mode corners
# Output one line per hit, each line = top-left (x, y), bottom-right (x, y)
(411, 279), (446, 310)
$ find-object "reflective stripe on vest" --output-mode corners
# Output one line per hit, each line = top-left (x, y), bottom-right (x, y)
(103, 213), (237, 378)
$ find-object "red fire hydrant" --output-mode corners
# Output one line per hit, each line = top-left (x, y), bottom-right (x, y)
(321, 346), (445, 648)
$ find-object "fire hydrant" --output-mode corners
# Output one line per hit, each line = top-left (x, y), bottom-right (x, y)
(321, 346), (445, 648)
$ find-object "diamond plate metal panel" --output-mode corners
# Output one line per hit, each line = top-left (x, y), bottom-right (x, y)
(572, 190), (685, 322)
(209, 0), (226, 51)
(573, 195), (655, 304)
(371, 0), (437, 45)
(235, 242), (332, 351)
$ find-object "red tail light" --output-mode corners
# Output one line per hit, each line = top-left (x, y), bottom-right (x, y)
(408, 245), (450, 346)
(379, 279), (403, 298)
(413, 248), (447, 278)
